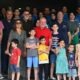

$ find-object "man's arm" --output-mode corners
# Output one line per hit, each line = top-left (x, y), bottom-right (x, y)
(68, 31), (72, 44)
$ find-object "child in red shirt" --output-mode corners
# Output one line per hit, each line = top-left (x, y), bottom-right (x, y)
(6, 39), (21, 80)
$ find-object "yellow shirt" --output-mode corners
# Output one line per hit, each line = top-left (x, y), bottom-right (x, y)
(38, 44), (49, 64)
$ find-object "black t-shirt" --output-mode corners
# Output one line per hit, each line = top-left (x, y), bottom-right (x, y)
(22, 20), (34, 37)
(56, 21), (69, 45)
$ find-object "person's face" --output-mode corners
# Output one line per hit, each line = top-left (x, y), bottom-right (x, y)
(59, 40), (65, 47)
(16, 20), (22, 29)
(29, 14), (32, 20)
(57, 12), (64, 21)
(51, 14), (56, 20)
(29, 30), (36, 36)
(51, 9), (56, 13)
(11, 42), (17, 48)
(33, 8), (37, 14)
(1, 8), (6, 14)
(6, 11), (13, 20)
(62, 6), (68, 13)
(44, 8), (50, 15)
(39, 18), (47, 28)
(23, 11), (30, 20)
(52, 24), (58, 31)
(68, 45), (74, 52)
(40, 38), (46, 44)
(25, 6), (30, 11)
(69, 13), (75, 20)
(36, 20), (40, 27)
(14, 9), (20, 16)
(39, 12), (44, 18)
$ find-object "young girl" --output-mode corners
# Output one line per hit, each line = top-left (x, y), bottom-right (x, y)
(67, 45), (77, 80)
(38, 36), (49, 80)
(75, 43), (80, 80)
(56, 40), (68, 80)
(50, 24), (61, 80)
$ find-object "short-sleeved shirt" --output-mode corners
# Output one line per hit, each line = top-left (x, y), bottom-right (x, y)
(22, 20), (34, 37)
(35, 27), (52, 46)
(68, 52), (76, 69)
(56, 21), (69, 45)
(26, 37), (38, 57)
(67, 20), (79, 35)
(10, 48), (21, 65)
(67, 20), (79, 45)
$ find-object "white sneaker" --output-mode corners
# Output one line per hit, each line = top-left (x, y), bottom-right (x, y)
(50, 77), (56, 80)
(0, 74), (4, 79)
(0, 76), (4, 79)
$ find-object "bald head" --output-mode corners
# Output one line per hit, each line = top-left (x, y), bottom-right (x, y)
(39, 17), (47, 28)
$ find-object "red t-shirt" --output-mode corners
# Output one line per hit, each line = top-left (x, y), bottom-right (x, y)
(10, 48), (21, 65)
(35, 27), (52, 45)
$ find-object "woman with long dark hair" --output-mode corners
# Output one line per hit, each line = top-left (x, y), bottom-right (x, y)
(5, 19), (26, 79)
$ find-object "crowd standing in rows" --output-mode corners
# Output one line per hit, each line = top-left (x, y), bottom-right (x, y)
(0, 6), (80, 80)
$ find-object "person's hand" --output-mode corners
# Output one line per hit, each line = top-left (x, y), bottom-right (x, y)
(31, 44), (37, 49)
(5, 49), (9, 55)
(72, 35), (74, 40)
(75, 60), (78, 67)
(48, 46), (51, 51)
(55, 48), (59, 55)
(22, 51), (27, 57)
(16, 64), (19, 68)
(51, 49), (55, 53)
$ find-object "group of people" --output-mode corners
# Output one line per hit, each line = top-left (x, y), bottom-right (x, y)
(0, 6), (80, 80)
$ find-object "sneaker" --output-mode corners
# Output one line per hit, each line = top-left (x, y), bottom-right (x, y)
(0, 76), (4, 79)
(0, 74), (4, 79)
(50, 77), (56, 80)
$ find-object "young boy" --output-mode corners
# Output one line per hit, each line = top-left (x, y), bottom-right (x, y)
(67, 44), (77, 80)
(6, 39), (21, 80)
(25, 28), (39, 80)
(38, 36), (49, 80)
(50, 24), (61, 80)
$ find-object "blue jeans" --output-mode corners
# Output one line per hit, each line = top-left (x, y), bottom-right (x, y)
(10, 64), (20, 73)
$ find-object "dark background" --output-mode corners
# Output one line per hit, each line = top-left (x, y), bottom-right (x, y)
(0, 0), (79, 11)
